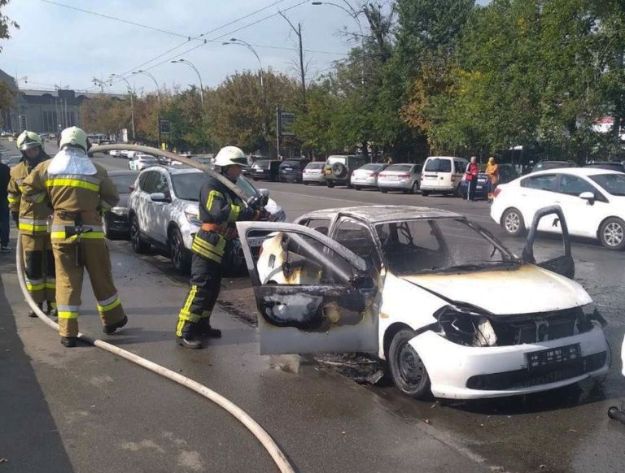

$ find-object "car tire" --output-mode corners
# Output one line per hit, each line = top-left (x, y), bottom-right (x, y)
(129, 214), (150, 254)
(380, 189), (387, 194)
(410, 181), (419, 194)
(169, 226), (191, 273)
(454, 183), (463, 197)
(388, 328), (431, 399)
(598, 217), (625, 250)
(327, 181), (335, 188)
(421, 191), (430, 196)
(501, 207), (525, 237)
(354, 186), (361, 191)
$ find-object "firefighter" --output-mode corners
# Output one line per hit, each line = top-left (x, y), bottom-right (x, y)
(21, 127), (127, 347)
(176, 146), (269, 349)
(8, 131), (56, 317)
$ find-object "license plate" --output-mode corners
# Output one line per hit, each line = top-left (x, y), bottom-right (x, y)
(283, 167), (293, 171)
(526, 344), (581, 371)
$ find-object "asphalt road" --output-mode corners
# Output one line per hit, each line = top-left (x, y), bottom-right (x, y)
(2, 141), (624, 473)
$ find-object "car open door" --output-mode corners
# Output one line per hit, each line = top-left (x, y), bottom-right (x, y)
(237, 221), (379, 355)
(522, 205), (575, 279)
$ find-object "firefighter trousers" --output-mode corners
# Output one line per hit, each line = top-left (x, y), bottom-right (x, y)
(52, 238), (126, 338)
(176, 254), (222, 336)
(21, 233), (56, 306)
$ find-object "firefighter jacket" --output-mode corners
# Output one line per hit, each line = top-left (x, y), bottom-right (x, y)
(20, 156), (119, 242)
(192, 176), (259, 264)
(7, 156), (53, 235)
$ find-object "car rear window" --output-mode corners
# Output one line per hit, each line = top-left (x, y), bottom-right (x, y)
(254, 160), (272, 169)
(386, 164), (413, 172)
(281, 160), (300, 167)
(360, 164), (385, 171)
(424, 158), (451, 173)
(306, 162), (324, 169)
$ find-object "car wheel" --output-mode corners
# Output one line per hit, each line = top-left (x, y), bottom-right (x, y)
(388, 328), (431, 399)
(411, 181), (419, 194)
(421, 191), (430, 196)
(354, 186), (361, 191)
(599, 217), (625, 250)
(454, 183), (463, 197)
(169, 226), (191, 273)
(327, 181), (335, 188)
(380, 189), (387, 193)
(129, 214), (150, 254)
(501, 207), (525, 237)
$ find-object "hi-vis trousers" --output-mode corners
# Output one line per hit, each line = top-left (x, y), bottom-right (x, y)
(21, 233), (56, 307)
(51, 235), (126, 338)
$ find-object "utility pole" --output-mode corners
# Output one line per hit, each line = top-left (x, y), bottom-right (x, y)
(110, 73), (136, 142)
(279, 11), (306, 104)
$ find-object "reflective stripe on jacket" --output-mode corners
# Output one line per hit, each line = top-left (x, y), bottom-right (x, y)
(8, 159), (53, 235)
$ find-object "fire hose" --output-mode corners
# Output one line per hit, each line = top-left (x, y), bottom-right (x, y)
(14, 144), (296, 473)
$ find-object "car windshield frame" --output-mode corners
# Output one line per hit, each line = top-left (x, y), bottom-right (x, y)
(374, 217), (518, 276)
(589, 173), (625, 196)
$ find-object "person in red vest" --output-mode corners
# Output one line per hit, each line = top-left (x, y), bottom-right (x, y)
(465, 156), (479, 201)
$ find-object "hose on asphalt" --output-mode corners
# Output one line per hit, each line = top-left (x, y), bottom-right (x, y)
(15, 238), (295, 473)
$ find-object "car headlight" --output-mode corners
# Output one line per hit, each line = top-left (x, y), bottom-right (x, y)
(436, 304), (497, 347)
(184, 210), (202, 226)
(270, 209), (286, 222)
(110, 206), (128, 216)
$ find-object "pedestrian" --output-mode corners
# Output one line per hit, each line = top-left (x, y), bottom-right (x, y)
(465, 156), (479, 201)
(7, 131), (56, 317)
(0, 158), (10, 253)
(21, 127), (127, 347)
(176, 146), (269, 349)
(485, 156), (500, 200)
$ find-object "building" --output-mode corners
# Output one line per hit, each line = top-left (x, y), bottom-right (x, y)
(0, 69), (123, 133)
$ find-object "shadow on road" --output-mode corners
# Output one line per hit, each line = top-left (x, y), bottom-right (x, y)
(0, 255), (75, 472)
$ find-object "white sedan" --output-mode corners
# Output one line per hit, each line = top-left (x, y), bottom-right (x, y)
(491, 168), (625, 250)
(236, 205), (609, 400)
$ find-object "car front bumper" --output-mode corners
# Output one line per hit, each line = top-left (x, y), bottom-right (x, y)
(410, 324), (609, 399)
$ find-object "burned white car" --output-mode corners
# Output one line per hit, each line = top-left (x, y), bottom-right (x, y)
(236, 205), (609, 400)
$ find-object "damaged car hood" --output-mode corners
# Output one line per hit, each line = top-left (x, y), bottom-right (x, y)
(402, 264), (592, 315)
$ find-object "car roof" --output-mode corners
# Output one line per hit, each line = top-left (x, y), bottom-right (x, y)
(108, 169), (138, 176)
(298, 205), (462, 224)
(525, 167), (623, 178)
(426, 156), (465, 160)
(141, 165), (202, 175)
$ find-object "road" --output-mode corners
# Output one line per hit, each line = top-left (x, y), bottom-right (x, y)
(1, 141), (624, 473)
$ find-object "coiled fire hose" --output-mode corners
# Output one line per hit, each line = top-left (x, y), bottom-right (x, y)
(14, 144), (296, 473)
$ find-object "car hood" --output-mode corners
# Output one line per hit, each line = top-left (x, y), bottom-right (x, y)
(401, 264), (592, 315)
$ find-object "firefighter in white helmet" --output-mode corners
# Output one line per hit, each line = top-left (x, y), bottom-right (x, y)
(7, 131), (56, 317)
(21, 127), (128, 347)
(176, 146), (269, 348)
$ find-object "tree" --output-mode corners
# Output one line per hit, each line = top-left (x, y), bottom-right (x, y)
(80, 96), (131, 135)
(0, 0), (18, 121)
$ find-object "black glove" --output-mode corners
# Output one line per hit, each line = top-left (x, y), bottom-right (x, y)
(246, 195), (262, 210)
(11, 211), (18, 225)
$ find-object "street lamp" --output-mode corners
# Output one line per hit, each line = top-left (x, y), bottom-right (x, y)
(109, 73), (136, 141)
(170, 58), (204, 107)
(132, 70), (162, 148)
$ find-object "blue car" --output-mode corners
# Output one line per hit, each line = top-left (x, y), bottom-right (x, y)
(458, 172), (490, 200)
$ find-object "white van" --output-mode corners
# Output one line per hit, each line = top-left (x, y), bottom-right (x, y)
(420, 156), (468, 196)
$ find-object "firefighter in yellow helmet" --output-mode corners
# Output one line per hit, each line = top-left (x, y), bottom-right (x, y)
(21, 127), (127, 347)
(176, 146), (269, 348)
(8, 131), (56, 317)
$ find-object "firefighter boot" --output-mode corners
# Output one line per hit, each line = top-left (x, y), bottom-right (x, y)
(197, 317), (222, 339)
(103, 315), (128, 335)
(28, 302), (43, 318)
(60, 336), (77, 348)
(176, 321), (203, 349)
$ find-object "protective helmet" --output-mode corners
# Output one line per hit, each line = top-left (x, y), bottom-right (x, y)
(59, 126), (88, 151)
(214, 146), (248, 167)
(16, 131), (43, 151)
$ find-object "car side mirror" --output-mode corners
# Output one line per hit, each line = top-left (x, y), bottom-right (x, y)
(150, 192), (169, 203)
(579, 191), (595, 205)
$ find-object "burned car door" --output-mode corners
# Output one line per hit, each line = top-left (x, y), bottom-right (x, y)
(522, 205), (575, 279)
(237, 222), (379, 355)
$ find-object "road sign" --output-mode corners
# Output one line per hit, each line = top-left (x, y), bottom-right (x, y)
(159, 119), (171, 134)
(279, 111), (295, 136)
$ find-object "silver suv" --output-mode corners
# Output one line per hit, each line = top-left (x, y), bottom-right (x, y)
(323, 154), (368, 188)
(128, 166), (286, 274)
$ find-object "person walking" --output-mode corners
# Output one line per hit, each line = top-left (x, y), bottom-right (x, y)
(176, 146), (269, 349)
(21, 127), (127, 347)
(485, 156), (500, 201)
(465, 156), (479, 201)
(7, 131), (56, 317)
(0, 159), (10, 253)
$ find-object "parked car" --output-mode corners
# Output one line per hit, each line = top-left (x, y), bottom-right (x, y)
(251, 159), (281, 181)
(129, 154), (158, 171)
(584, 161), (625, 173)
(531, 160), (577, 172)
(128, 166), (286, 273)
(109, 149), (122, 158)
(498, 163), (520, 184)
(350, 163), (388, 190)
(458, 172), (490, 200)
(279, 159), (309, 183)
(103, 170), (138, 239)
(420, 156), (468, 196)
(323, 155), (368, 188)
(302, 161), (326, 185)
(236, 205), (608, 400)
(491, 168), (625, 250)
(377, 163), (422, 194)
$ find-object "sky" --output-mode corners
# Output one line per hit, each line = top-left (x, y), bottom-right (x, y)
(0, 0), (488, 95)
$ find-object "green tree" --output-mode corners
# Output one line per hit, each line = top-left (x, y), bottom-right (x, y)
(0, 0), (18, 122)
